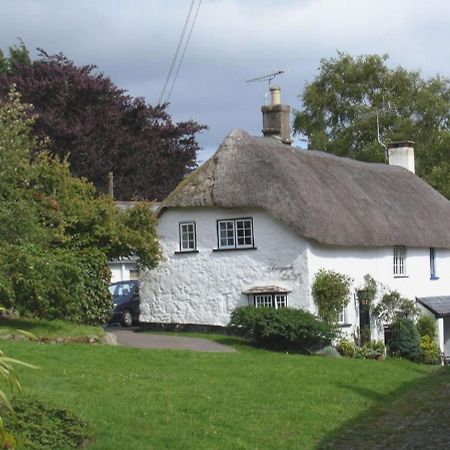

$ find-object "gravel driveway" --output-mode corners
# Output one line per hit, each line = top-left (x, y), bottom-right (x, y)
(107, 327), (236, 353)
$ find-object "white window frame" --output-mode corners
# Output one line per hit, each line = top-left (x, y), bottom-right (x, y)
(217, 218), (254, 250)
(393, 246), (406, 276)
(179, 222), (197, 252)
(337, 307), (346, 324)
(254, 293), (288, 309)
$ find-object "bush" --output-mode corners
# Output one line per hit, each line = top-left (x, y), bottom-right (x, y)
(416, 316), (437, 340)
(356, 340), (386, 360)
(0, 246), (112, 324)
(388, 317), (421, 361)
(316, 346), (342, 358)
(0, 396), (91, 449)
(229, 306), (338, 353)
(419, 335), (441, 365)
(336, 340), (357, 357)
(312, 269), (353, 324)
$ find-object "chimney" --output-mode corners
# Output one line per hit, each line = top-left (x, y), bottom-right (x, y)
(387, 140), (415, 173)
(261, 86), (292, 144)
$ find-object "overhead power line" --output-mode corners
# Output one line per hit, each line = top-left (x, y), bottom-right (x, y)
(158, 0), (201, 105)
(166, 0), (202, 102)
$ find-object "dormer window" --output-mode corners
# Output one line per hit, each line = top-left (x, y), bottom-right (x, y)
(393, 246), (406, 276)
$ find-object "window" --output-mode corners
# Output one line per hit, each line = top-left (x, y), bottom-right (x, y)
(179, 222), (197, 252)
(217, 218), (254, 249)
(430, 248), (438, 279)
(337, 308), (346, 324)
(254, 293), (288, 309)
(393, 246), (406, 276)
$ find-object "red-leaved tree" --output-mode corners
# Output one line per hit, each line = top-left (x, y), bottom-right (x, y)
(0, 47), (205, 200)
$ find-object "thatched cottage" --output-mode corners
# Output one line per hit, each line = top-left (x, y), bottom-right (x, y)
(140, 87), (450, 354)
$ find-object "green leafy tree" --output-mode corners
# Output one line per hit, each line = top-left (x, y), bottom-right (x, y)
(0, 89), (160, 323)
(312, 269), (353, 324)
(372, 291), (419, 324)
(295, 52), (450, 199)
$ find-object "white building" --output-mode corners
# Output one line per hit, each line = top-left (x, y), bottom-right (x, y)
(140, 87), (450, 354)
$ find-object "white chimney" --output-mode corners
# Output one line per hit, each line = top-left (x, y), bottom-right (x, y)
(387, 140), (415, 173)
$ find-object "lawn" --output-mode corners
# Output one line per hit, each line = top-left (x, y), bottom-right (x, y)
(0, 333), (443, 450)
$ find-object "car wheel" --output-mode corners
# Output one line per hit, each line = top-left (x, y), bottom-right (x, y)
(121, 309), (133, 327)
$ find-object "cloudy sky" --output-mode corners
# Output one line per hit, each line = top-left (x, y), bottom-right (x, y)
(2, 0), (450, 161)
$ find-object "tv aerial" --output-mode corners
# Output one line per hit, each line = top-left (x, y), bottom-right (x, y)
(246, 69), (286, 104)
(359, 103), (397, 157)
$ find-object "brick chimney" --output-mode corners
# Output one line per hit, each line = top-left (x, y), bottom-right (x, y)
(261, 86), (292, 145)
(387, 140), (415, 173)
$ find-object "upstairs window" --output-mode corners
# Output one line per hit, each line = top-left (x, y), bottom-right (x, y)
(430, 248), (438, 279)
(393, 246), (406, 276)
(179, 222), (197, 252)
(217, 218), (254, 249)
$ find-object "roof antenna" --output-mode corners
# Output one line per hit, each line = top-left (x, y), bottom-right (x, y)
(246, 69), (286, 104)
(358, 103), (397, 158)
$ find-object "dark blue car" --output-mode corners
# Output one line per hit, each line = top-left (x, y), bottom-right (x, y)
(109, 280), (140, 327)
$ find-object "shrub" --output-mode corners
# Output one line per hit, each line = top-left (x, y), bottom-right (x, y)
(356, 340), (386, 360)
(316, 346), (342, 358)
(388, 317), (421, 361)
(229, 306), (338, 353)
(416, 316), (437, 340)
(336, 339), (357, 358)
(372, 291), (419, 324)
(312, 269), (353, 324)
(419, 335), (441, 365)
(0, 396), (91, 449)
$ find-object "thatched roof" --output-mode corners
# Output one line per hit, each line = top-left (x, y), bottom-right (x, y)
(161, 129), (450, 248)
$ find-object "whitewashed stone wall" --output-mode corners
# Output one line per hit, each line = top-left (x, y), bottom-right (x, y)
(308, 244), (450, 343)
(140, 207), (310, 326)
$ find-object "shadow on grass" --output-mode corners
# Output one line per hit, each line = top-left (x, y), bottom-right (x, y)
(317, 366), (450, 449)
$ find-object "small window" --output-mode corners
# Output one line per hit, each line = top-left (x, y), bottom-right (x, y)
(430, 248), (438, 279)
(337, 308), (346, 324)
(254, 293), (288, 309)
(217, 218), (254, 249)
(179, 222), (197, 252)
(393, 246), (406, 276)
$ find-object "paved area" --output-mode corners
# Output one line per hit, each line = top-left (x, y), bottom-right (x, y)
(107, 327), (236, 353)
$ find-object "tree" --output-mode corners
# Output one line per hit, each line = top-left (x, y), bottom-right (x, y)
(294, 52), (450, 199)
(0, 88), (161, 323)
(0, 45), (206, 200)
(312, 269), (352, 324)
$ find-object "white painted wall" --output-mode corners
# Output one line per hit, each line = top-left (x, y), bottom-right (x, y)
(308, 244), (450, 342)
(140, 208), (310, 326)
(110, 261), (138, 283)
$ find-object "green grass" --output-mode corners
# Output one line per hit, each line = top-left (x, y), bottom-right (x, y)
(0, 337), (441, 450)
(0, 317), (105, 341)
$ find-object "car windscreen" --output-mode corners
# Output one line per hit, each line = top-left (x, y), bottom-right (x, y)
(109, 282), (137, 297)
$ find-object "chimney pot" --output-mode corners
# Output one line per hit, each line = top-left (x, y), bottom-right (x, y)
(261, 86), (292, 145)
(270, 85), (281, 105)
(387, 140), (415, 173)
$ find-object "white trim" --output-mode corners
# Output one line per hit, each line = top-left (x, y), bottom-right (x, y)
(179, 222), (196, 251)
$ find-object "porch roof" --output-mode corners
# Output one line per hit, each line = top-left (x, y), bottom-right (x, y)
(242, 285), (291, 295)
(416, 296), (450, 318)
